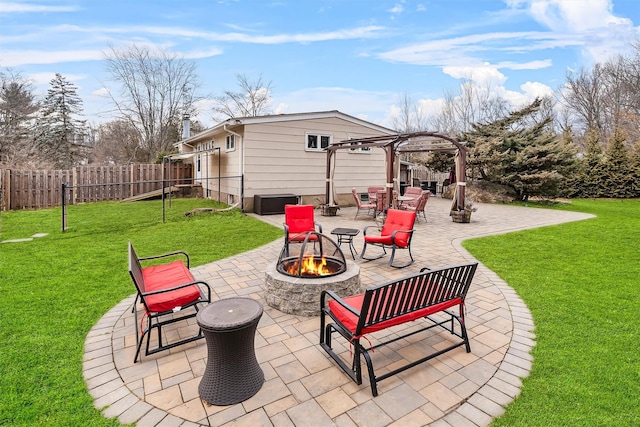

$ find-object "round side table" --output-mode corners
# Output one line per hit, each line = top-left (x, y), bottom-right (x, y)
(196, 297), (264, 406)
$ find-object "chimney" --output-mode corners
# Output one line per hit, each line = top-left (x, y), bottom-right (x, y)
(182, 114), (190, 140)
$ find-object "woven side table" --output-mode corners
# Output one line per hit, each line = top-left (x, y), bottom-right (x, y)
(196, 297), (264, 406)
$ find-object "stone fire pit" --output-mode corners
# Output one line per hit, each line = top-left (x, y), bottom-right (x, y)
(264, 260), (361, 316)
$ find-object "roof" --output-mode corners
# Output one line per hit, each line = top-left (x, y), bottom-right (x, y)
(178, 110), (395, 145)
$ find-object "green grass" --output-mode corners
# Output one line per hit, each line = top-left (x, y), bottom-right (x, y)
(463, 199), (640, 427)
(0, 199), (282, 427)
(1, 198), (639, 426)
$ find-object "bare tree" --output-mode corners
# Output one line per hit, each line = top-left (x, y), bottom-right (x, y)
(391, 93), (430, 133)
(212, 74), (273, 121)
(92, 120), (142, 164)
(104, 44), (200, 162)
(0, 69), (39, 166)
(430, 80), (509, 135)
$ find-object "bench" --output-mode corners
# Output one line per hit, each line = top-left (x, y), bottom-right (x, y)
(128, 242), (211, 363)
(320, 262), (478, 396)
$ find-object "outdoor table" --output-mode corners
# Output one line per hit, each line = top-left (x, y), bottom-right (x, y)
(331, 227), (360, 259)
(197, 297), (264, 406)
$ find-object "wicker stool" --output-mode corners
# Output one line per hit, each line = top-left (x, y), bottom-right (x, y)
(196, 297), (264, 405)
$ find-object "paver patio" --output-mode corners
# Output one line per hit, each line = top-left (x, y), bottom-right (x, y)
(83, 197), (593, 426)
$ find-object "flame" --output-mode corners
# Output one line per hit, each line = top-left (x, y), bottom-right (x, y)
(285, 255), (333, 276)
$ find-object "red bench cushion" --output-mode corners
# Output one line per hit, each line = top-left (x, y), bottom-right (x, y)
(142, 260), (201, 313)
(328, 293), (462, 337)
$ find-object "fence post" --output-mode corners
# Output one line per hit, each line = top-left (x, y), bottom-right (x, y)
(62, 182), (68, 231)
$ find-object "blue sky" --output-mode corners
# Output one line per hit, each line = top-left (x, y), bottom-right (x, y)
(1, 0), (639, 129)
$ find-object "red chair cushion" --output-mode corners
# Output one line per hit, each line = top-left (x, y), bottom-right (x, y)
(328, 293), (462, 337)
(365, 209), (415, 247)
(142, 260), (201, 312)
(285, 205), (316, 233)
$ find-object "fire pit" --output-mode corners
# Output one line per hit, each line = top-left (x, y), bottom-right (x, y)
(265, 232), (360, 316)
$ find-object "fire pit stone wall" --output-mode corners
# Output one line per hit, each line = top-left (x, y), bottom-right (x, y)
(264, 260), (361, 316)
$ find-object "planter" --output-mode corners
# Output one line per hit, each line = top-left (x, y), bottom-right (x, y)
(451, 210), (472, 223)
(320, 204), (340, 217)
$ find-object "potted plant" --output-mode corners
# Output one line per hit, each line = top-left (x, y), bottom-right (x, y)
(450, 199), (476, 223)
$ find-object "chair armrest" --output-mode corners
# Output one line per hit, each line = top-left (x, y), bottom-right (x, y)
(315, 222), (323, 233)
(140, 280), (211, 300)
(362, 225), (379, 237)
(138, 251), (190, 268)
(390, 228), (415, 243)
(321, 290), (361, 317)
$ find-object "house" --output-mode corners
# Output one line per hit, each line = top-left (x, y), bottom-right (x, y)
(175, 110), (395, 213)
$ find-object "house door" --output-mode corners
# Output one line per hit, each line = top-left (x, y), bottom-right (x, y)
(195, 154), (202, 183)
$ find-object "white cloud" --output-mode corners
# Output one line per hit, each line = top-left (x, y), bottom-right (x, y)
(526, 0), (629, 32)
(443, 65), (508, 87)
(92, 87), (110, 97)
(0, 2), (80, 13)
(389, 4), (404, 14)
(2, 49), (104, 67)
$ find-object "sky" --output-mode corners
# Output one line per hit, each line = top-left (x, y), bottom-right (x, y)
(1, 0), (639, 130)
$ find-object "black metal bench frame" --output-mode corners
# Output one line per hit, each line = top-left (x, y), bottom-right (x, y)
(320, 262), (478, 396)
(128, 242), (211, 363)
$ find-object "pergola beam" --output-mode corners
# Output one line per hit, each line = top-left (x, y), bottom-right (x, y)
(325, 131), (468, 213)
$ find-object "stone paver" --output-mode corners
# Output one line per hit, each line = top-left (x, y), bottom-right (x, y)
(84, 197), (593, 426)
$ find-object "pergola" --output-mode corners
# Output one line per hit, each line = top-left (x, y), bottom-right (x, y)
(325, 132), (468, 212)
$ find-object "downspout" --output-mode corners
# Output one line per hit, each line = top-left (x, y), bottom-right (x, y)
(224, 123), (243, 208)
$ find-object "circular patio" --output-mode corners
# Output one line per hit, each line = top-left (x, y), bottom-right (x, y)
(83, 197), (593, 426)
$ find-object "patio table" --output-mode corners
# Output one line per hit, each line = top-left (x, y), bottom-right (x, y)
(197, 297), (264, 405)
(331, 227), (360, 259)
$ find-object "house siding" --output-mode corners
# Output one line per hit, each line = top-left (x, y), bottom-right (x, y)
(178, 112), (393, 211)
(242, 117), (388, 205)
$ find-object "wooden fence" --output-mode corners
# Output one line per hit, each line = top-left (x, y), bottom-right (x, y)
(0, 164), (193, 210)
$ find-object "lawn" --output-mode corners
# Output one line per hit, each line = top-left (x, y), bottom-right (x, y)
(1, 198), (638, 426)
(463, 199), (640, 427)
(0, 199), (282, 426)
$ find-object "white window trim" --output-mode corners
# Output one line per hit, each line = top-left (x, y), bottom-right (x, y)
(305, 132), (332, 152)
(225, 134), (235, 152)
(348, 141), (372, 154)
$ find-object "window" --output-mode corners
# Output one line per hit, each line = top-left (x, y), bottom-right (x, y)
(348, 141), (371, 154)
(306, 133), (332, 152)
(226, 134), (235, 151)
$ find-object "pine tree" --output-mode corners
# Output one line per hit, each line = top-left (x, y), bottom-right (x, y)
(464, 99), (576, 201)
(602, 129), (634, 197)
(571, 129), (606, 198)
(34, 73), (87, 168)
(630, 140), (640, 197)
(0, 70), (39, 166)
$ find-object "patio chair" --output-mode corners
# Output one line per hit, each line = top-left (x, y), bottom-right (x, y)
(283, 204), (322, 256)
(367, 186), (385, 203)
(352, 187), (376, 219)
(402, 187), (423, 208)
(361, 209), (417, 268)
(128, 242), (211, 363)
(403, 191), (429, 222)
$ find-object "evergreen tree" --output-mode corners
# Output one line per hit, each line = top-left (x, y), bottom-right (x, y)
(570, 130), (606, 198)
(0, 70), (39, 166)
(463, 99), (576, 201)
(34, 73), (87, 168)
(630, 140), (640, 197)
(602, 129), (635, 197)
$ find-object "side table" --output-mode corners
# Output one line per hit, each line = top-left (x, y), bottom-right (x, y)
(197, 297), (264, 406)
(331, 227), (360, 259)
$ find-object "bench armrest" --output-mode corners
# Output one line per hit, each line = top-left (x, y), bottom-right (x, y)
(321, 289), (361, 317)
(138, 250), (190, 268)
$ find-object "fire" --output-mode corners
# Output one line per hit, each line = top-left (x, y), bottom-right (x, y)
(285, 255), (332, 277)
